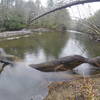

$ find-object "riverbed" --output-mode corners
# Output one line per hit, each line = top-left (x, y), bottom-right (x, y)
(0, 31), (100, 100)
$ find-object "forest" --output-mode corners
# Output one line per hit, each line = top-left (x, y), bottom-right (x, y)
(0, 0), (70, 31)
(0, 0), (100, 42)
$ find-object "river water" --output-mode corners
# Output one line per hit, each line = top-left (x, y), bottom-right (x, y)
(0, 31), (100, 100)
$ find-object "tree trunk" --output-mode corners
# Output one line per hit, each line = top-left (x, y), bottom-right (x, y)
(30, 55), (87, 72)
(1, 55), (100, 73)
(30, 0), (100, 23)
(30, 55), (100, 72)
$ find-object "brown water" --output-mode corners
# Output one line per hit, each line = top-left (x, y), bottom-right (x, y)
(0, 31), (100, 100)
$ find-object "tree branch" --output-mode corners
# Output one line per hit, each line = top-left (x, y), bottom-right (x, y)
(30, 0), (100, 23)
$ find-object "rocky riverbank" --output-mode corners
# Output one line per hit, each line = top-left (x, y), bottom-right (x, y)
(44, 74), (100, 100)
(0, 28), (52, 39)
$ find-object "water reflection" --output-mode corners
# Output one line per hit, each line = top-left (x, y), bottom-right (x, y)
(0, 63), (48, 100)
(0, 31), (100, 72)
(0, 31), (100, 100)
(59, 38), (88, 57)
(0, 32), (68, 60)
(75, 33), (100, 57)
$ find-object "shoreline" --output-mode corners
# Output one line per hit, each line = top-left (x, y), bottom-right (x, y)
(0, 28), (100, 42)
(44, 74), (100, 100)
(0, 28), (53, 39)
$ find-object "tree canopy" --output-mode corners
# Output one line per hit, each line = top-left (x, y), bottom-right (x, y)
(0, 0), (71, 31)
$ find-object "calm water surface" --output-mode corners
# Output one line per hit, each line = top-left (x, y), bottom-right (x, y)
(0, 31), (100, 100)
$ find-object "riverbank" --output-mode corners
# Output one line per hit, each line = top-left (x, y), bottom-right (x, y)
(44, 74), (100, 100)
(0, 28), (53, 39)
(1, 28), (100, 42)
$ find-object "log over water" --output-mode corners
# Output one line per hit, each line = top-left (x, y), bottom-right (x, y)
(30, 55), (100, 72)
(0, 55), (100, 73)
(31, 0), (100, 22)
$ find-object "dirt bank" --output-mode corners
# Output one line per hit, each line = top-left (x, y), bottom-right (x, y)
(44, 74), (100, 100)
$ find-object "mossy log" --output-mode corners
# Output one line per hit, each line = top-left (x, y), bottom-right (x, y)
(30, 55), (100, 72)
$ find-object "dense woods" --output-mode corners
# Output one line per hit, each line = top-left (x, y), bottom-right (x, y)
(0, 0), (100, 40)
(0, 0), (70, 31)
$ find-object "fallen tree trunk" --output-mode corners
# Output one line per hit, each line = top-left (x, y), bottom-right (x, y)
(30, 55), (100, 72)
(30, 0), (100, 23)
(1, 55), (100, 73)
(88, 56), (100, 67)
(30, 55), (87, 72)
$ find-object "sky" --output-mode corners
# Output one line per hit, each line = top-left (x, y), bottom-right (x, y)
(68, 2), (100, 18)
(25, 0), (100, 18)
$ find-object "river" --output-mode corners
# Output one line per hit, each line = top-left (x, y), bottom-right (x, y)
(0, 31), (100, 100)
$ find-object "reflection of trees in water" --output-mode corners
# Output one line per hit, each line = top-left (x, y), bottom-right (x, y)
(0, 37), (40, 58)
(1, 32), (100, 59)
(0, 32), (69, 59)
(37, 32), (69, 59)
(75, 33), (100, 57)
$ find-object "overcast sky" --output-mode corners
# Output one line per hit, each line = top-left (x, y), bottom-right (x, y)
(68, 2), (100, 18)
(25, 0), (100, 18)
